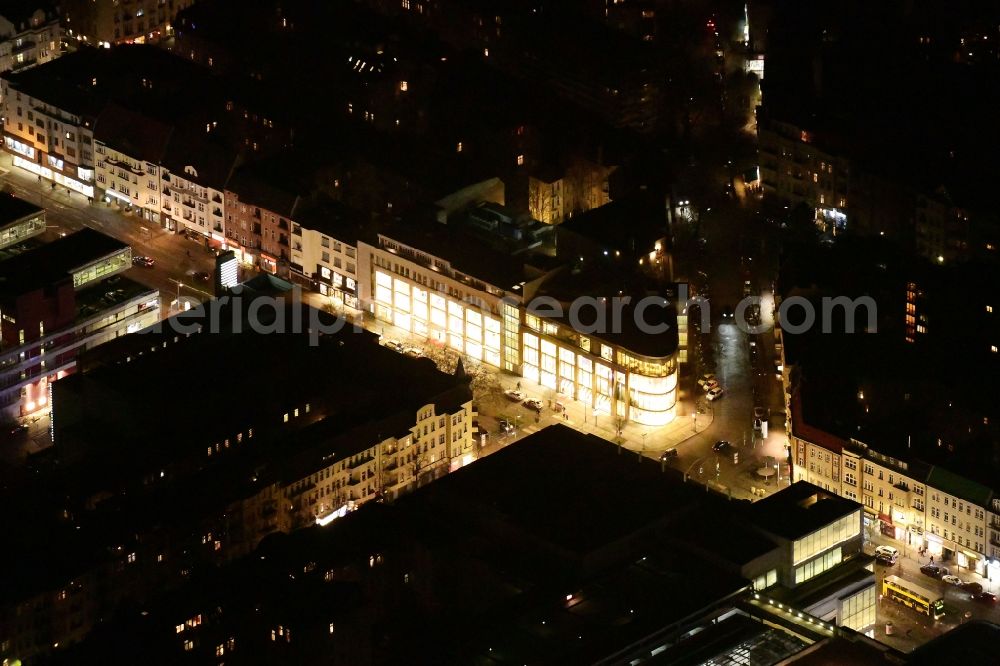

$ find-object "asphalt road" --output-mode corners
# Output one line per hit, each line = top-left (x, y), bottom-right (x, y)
(0, 154), (219, 316)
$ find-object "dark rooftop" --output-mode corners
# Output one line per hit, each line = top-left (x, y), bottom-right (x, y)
(0, 192), (42, 226)
(747, 481), (860, 542)
(407, 423), (707, 556)
(161, 130), (240, 190)
(94, 102), (174, 162)
(0, 227), (127, 305)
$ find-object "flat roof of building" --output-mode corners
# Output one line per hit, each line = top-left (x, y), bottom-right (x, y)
(407, 423), (707, 555)
(0, 227), (127, 305)
(376, 215), (560, 294)
(0, 192), (43, 227)
(747, 481), (861, 542)
(54, 295), (470, 495)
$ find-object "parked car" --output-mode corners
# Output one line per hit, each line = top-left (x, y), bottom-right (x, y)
(701, 379), (720, 392)
(707, 387), (725, 401)
(504, 389), (525, 402)
(552, 402), (566, 413)
(497, 418), (515, 434)
(132, 255), (155, 268)
(874, 546), (898, 565)
(403, 346), (422, 358)
(8, 423), (29, 437)
(660, 448), (678, 461)
(524, 398), (544, 411)
(697, 373), (717, 389)
(972, 591), (997, 605)
(920, 564), (947, 579)
(961, 581), (984, 595)
(942, 575), (963, 586)
(712, 440), (731, 453)
(381, 339), (403, 352)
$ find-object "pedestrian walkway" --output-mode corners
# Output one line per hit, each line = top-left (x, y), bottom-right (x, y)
(501, 374), (709, 455)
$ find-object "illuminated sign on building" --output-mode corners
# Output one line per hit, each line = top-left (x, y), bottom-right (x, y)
(217, 250), (239, 290)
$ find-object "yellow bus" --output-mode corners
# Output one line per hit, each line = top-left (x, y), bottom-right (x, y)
(882, 575), (945, 619)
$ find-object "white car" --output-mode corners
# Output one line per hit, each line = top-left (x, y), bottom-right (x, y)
(697, 374), (717, 389)
(942, 575), (963, 586)
(504, 389), (525, 402)
(706, 387), (725, 401)
(701, 379), (720, 392)
(403, 346), (423, 358)
(524, 398), (544, 411)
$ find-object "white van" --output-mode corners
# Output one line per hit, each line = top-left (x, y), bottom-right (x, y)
(875, 545), (899, 564)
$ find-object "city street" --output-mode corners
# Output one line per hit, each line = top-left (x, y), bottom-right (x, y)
(0, 153), (219, 317)
(864, 531), (1000, 652)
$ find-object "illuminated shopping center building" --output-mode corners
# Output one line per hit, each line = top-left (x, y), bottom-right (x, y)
(358, 205), (680, 426)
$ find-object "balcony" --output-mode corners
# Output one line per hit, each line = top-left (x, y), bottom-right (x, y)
(182, 199), (195, 208)
(212, 208), (222, 217)
(893, 482), (910, 492)
(211, 193), (222, 203)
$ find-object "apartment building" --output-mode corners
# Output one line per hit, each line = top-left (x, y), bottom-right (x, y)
(290, 197), (363, 311)
(160, 132), (238, 237)
(0, 63), (99, 198)
(789, 389), (995, 578)
(0, 226), (159, 418)
(924, 468), (990, 574)
(0, 4), (61, 74)
(758, 116), (850, 232)
(62, 0), (194, 46)
(93, 103), (172, 222)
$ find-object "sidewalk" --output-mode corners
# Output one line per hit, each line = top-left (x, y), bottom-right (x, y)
(500, 373), (709, 455)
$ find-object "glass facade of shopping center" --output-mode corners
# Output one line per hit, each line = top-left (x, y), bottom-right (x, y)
(370, 264), (678, 426)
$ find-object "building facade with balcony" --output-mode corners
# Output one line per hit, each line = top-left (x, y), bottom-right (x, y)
(62, 0), (194, 46)
(0, 68), (98, 198)
(93, 103), (172, 222)
(0, 227), (159, 418)
(160, 132), (238, 238)
(789, 390), (994, 578)
(0, 5), (62, 74)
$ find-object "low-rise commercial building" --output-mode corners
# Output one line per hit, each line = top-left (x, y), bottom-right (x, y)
(359, 205), (681, 426)
(0, 193), (44, 249)
(0, 225), (158, 418)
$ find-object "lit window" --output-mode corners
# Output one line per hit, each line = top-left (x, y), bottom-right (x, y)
(399, 81), (408, 92)
(184, 640), (194, 651)
(988, 305), (994, 313)
(456, 142), (462, 153)
(992, 345), (998, 353)
(516, 154), (524, 166)
(283, 413), (289, 423)
(176, 624), (184, 634)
